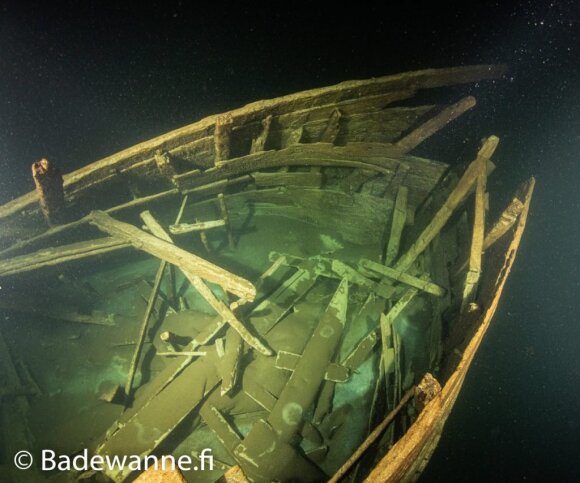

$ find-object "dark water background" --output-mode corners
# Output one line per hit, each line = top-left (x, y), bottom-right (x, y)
(1, 1), (578, 480)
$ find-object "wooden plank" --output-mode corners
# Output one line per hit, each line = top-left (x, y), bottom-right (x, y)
(125, 203), (188, 402)
(385, 186), (408, 265)
(359, 258), (445, 297)
(319, 108), (342, 143)
(214, 114), (234, 164)
(190, 187), (394, 246)
(271, 252), (396, 299)
(0, 236), (130, 277)
(251, 170), (323, 188)
(393, 136), (499, 274)
(218, 193), (236, 249)
(250, 115), (272, 153)
(0, 302), (116, 326)
(0, 65), (505, 222)
(88, 210), (256, 300)
(219, 329), (243, 396)
(395, 96), (476, 152)
(483, 196), (525, 250)
(461, 150), (487, 311)
(168, 219), (225, 235)
(139, 209), (270, 355)
(364, 178), (535, 483)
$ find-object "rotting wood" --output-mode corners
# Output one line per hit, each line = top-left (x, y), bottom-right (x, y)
(32, 158), (65, 226)
(233, 280), (348, 481)
(169, 219), (225, 235)
(218, 193), (236, 249)
(339, 96), (474, 194)
(365, 179), (535, 482)
(393, 136), (499, 274)
(251, 170), (323, 188)
(379, 312), (396, 410)
(88, 210), (256, 300)
(140, 209), (271, 356)
(359, 258), (445, 297)
(385, 185), (408, 265)
(394, 96), (476, 152)
(327, 385), (416, 483)
(483, 196), (525, 250)
(250, 115), (272, 153)
(186, 273), (272, 356)
(173, 143), (406, 191)
(196, 217), (212, 252)
(219, 328), (243, 396)
(0, 65), (505, 223)
(125, 202), (189, 401)
(461, 147), (487, 311)
(270, 252), (396, 299)
(0, 302), (116, 326)
(154, 150), (178, 181)
(230, 254), (287, 311)
(275, 351), (350, 383)
(319, 108), (342, 143)
(199, 403), (243, 453)
(215, 113), (234, 165)
(0, 237), (130, 277)
(96, 264), (318, 477)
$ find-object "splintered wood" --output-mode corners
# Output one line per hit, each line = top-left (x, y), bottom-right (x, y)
(393, 136), (499, 274)
(461, 143), (488, 311)
(88, 210), (255, 300)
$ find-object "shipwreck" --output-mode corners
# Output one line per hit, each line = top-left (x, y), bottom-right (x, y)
(0, 65), (534, 482)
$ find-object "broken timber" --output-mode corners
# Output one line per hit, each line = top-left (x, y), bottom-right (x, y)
(88, 210), (256, 300)
(393, 136), (499, 274)
(461, 145), (487, 311)
(140, 209), (271, 356)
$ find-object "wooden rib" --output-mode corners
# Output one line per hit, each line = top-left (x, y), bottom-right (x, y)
(173, 142), (449, 191)
(460, 151), (488, 311)
(250, 115), (272, 153)
(393, 136), (499, 274)
(365, 178), (535, 483)
(0, 237), (130, 277)
(214, 114), (233, 165)
(218, 193), (235, 249)
(360, 258), (445, 297)
(88, 210), (256, 300)
(319, 108), (342, 143)
(385, 186), (408, 265)
(483, 196), (525, 250)
(395, 96), (476, 152)
(0, 65), (506, 222)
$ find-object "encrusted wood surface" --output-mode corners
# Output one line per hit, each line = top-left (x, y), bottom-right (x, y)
(189, 187), (394, 246)
(0, 236), (130, 277)
(364, 177), (534, 482)
(88, 210), (256, 300)
(0, 65), (505, 228)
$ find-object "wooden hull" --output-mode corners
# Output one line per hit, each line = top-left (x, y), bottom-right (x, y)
(365, 179), (535, 482)
(0, 65), (534, 483)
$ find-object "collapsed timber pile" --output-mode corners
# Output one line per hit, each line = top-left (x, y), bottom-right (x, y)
(0, 65), (534, 482)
